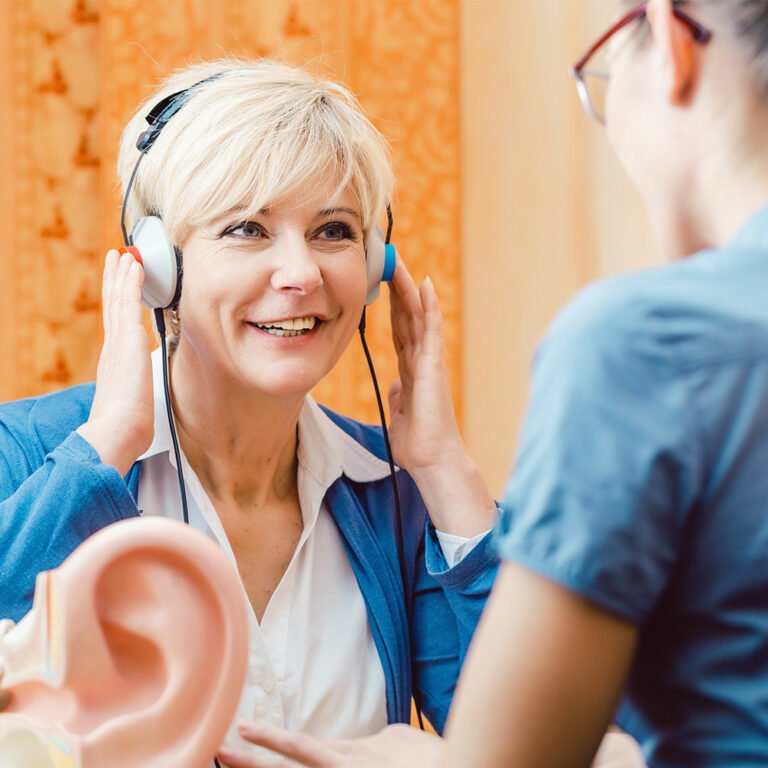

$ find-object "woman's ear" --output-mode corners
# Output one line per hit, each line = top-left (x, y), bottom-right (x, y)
(0, 518), (248, 768)
(647, 0), (700, 105)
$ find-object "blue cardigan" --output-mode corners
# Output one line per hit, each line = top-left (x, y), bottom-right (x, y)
(0, 384), (498, 732)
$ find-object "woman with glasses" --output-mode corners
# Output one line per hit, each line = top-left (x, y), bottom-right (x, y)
(225, 0), (768, 766)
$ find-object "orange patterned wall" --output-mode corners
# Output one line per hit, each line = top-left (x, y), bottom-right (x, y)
(0, 0), (462, 428)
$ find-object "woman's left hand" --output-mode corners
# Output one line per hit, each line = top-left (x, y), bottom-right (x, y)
(217, 722), (441, 768)
(217, 722), (646, 768)
(386, 261), (495, 536)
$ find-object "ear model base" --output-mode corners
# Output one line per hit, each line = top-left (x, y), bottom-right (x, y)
(365, 227), (397, 305)
(128, 216), (182, 310)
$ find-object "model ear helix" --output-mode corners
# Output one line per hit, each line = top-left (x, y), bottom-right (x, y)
(0, 517), (248, 768)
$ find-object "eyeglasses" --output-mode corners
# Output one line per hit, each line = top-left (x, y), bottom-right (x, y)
(571, 2), (713, 124)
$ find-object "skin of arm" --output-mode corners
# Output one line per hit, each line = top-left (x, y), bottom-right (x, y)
(441, 562), (638, 768)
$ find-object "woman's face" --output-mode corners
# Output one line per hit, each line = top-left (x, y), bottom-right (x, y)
(174, 180), (368, 399)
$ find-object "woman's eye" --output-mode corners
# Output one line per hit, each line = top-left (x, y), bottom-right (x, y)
(318, 222), (356, 241)
(225, 221), (264, 239)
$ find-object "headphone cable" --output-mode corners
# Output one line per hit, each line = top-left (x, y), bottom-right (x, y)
(154, 308), (190, 526)
(157, 308), (218, 765)
(358, 310), (425, 731)
(121, 151), (146, 247)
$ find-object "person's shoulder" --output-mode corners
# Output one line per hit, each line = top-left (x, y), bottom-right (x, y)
(0, 382), (96, 453)
(543, 266), (675, 371)
(543, 252), (758, 373)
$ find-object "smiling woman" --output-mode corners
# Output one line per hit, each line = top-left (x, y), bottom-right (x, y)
(0, 59), (499, 767)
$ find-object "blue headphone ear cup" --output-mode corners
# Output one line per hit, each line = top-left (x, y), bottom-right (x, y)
(129, 216), (180, 310)
(365, 227), (397, 305)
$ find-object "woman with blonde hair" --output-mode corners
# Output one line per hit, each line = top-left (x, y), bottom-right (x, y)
(0, 59), (498, 764)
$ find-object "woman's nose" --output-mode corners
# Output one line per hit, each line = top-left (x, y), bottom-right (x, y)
(270, 235), (323, 294)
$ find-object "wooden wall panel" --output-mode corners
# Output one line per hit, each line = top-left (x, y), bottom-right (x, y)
(0, 0), (462, 430)
(0, 0), (103, 399)
(460, 0), (659, 494)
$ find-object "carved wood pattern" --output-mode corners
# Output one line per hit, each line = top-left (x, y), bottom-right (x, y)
(0, 0), (103, 400)
(1, 0), (462, 429)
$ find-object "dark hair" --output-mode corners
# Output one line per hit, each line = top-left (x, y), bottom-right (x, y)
(687, 0), (768, 92)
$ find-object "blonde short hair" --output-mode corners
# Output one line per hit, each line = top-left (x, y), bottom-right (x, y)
(118, 59), (394, 245)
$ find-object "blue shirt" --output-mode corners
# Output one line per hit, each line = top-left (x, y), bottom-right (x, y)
(497, 204), (768, 767)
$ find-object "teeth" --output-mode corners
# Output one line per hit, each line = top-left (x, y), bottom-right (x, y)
(265, 328), (303, 337)
(253, 316), (317, 335)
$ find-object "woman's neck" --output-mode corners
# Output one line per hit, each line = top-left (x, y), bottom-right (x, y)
(658, 90), (768, 260)
(167, 346), (304, 510)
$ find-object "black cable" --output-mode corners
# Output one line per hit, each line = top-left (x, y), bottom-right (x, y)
(159, 308), (218, 760)
(121, 151), (146, 247)
(154, 308), (190, 525)
(358, 311), (425, 731)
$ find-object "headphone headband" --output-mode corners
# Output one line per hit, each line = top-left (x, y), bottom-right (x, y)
(136, 73), (226, 153)
(122, 69), (396, 310)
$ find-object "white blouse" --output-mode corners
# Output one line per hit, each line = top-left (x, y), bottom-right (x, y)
(137, 350), (482, 762)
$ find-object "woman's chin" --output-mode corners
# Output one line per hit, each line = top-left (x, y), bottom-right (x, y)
(235, 364), (326, 401)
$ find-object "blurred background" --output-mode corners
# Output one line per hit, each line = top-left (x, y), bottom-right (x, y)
(0, 0), (659, 495)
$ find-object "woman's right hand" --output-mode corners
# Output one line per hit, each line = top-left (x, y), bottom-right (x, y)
(76, 250), (154, 477)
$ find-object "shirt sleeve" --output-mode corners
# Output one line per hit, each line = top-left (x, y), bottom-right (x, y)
(496, 282), (703, 623)
(0, 415), (140, 622)
(414, 519), (499, 732)
(434, 523), (495, 568)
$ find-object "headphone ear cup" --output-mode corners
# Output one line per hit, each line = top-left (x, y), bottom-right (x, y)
(364, 227), (397, 305)
(129, 216), (180, 310)
(171, 245), (183, 311)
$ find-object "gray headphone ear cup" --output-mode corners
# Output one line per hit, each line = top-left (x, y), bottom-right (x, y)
(365, 228), (386, 305)
(129, 216), (180, 310)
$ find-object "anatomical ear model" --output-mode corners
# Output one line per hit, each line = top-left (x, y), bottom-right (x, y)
(0, 517), (248, 768)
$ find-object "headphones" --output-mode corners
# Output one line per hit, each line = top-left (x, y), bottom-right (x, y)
(121, 72), (397, 311)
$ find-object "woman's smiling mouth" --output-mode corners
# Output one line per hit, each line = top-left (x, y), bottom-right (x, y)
(248, 316), (321, 338)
